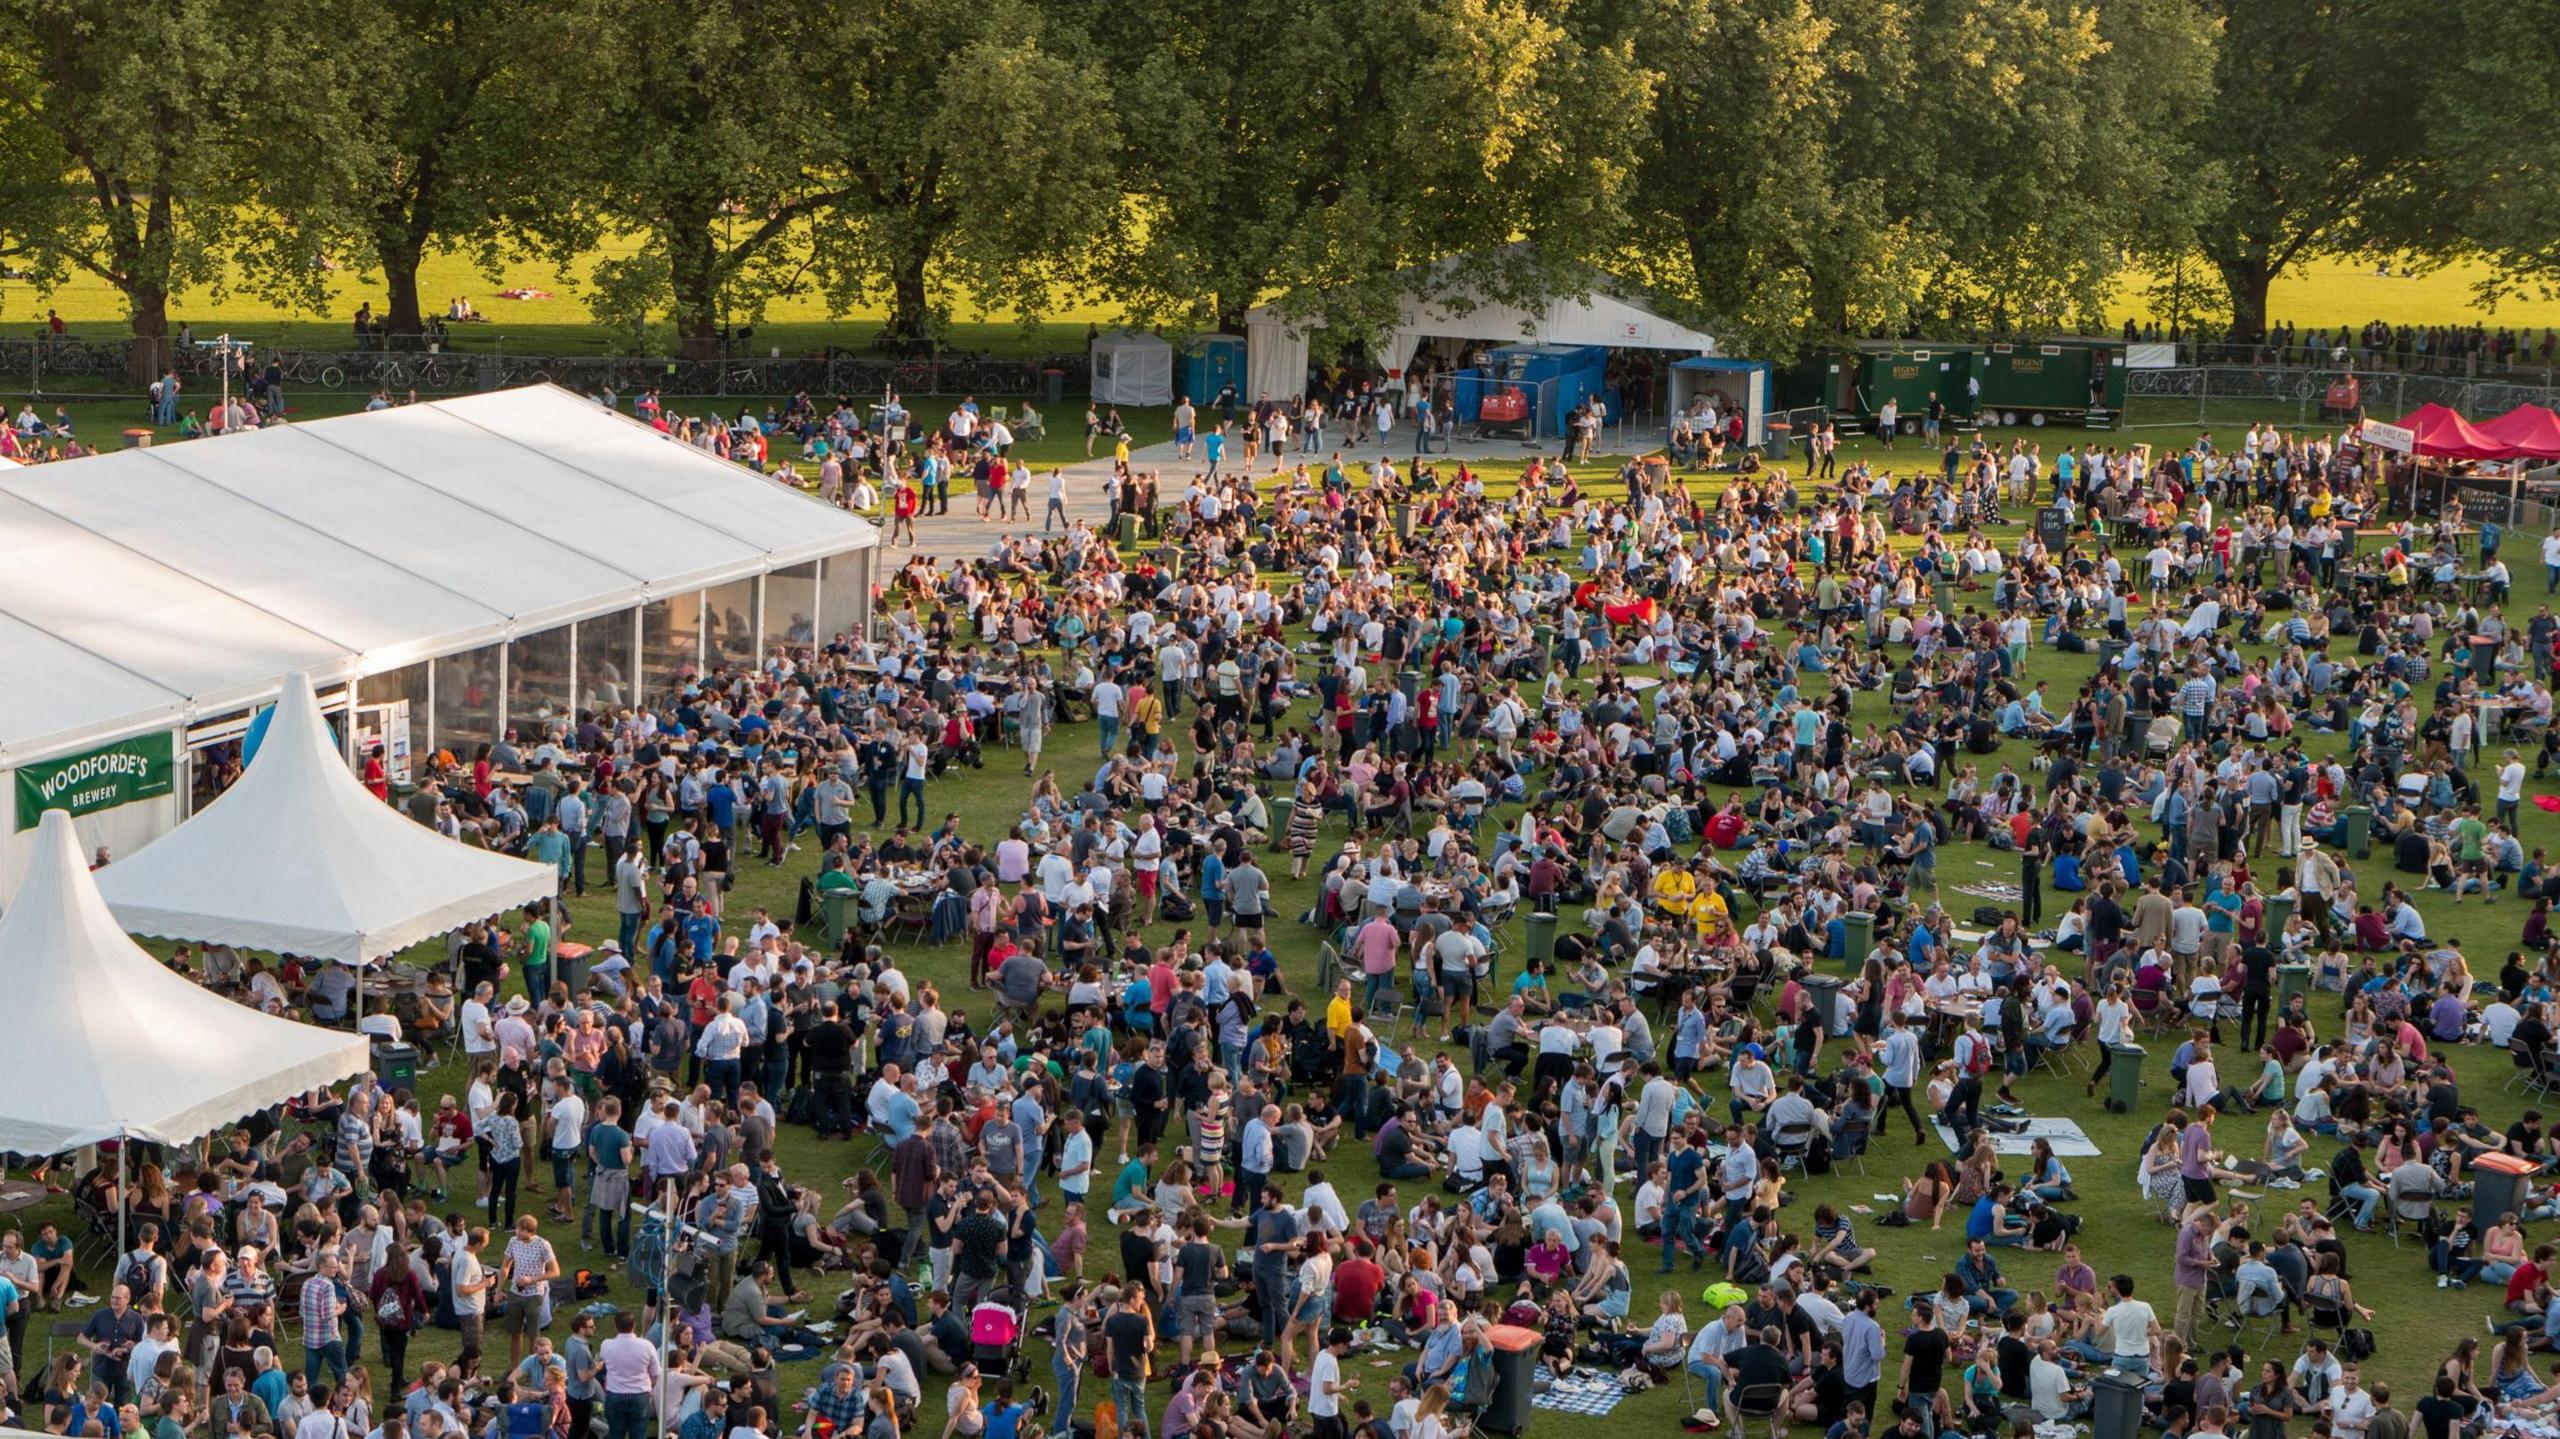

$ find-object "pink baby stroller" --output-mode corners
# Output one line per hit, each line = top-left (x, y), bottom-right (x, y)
(971, 1288), (1030, 1381)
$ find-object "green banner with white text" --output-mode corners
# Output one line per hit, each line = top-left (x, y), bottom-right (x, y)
(15, 732), (177, 830)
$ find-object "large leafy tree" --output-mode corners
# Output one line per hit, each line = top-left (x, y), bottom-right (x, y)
(2384, 0), (2560, 311)
(1081, 0), (1652, 344)
(303, 0), (600, 336)
(562, 0), (842, 356)
(0, 0), (361, 377)
(2167, 0), (2432, 343)
(1598, 0), (2216, 358)
(571, 0), (1117, 355)
(799, 0), (1123, 345)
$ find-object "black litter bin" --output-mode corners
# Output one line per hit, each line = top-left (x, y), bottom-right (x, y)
(2092, 1369), (2149, 1439)
(1804, 974), (1848, 1036)
(373, 1042), (419, 1093)
(1041, 368), (1065, 404)
(1480, 1324), (1542, 1434)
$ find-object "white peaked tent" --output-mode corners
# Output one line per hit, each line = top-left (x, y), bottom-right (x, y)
(1243, 269), (1725, 400)
(0, 809), (370, 1155)
(94, 672), (557, 964)
(1090, 330), (1175, 406)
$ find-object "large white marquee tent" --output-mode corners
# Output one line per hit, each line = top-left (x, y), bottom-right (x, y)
(1244, 271), (1726, 400)
(0, 385), (879, 891)
(94, 672), (559, 965)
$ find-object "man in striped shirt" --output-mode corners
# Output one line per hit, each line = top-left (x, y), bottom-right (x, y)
(299, 1250), (348, 1387)
(2177, 665), (2217, 741)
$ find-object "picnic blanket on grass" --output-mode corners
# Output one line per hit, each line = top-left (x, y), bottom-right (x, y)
(1933, 1116), (2101, 1158)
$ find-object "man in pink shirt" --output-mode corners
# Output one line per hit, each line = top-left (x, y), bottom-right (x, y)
(1356, 913), (1401, 1013)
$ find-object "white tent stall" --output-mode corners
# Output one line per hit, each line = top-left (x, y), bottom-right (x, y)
(1089, 330), (1175, 406)
(1244, 272), (1726, 401)
(0, 808), (370, 1157)
(93, 672), (558, 966)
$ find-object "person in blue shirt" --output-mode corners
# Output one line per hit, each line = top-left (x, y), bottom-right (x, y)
(1199, 852), (1227, 929)
(1964, 1183), (2031, 1250)
(1659, 1137), (1711, 1272)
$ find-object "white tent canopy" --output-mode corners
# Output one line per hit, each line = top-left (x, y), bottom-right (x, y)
(1244, 274), (1725, 401)
(93, 672), (558, 964)
(0, 809), (370, 1154)
(0, 385), (878, 765)
(1090, 330), (1175, 406)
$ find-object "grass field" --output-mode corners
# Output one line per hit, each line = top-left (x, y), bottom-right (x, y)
(4, 246), (2557, 358)
(9, 403), (2556, 1439)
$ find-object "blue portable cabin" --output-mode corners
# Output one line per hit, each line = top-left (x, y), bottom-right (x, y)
(1666, 357), (1773, 447)
(1484, 343), (1607, 439)
(1180, 334), (1245, 405)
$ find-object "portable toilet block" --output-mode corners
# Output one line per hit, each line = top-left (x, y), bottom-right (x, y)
(1180, 334), (1244, 404)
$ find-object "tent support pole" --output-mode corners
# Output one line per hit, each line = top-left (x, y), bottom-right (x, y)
(115, 1139), (126, 1267)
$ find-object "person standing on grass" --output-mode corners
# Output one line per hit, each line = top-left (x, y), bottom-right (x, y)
(1103, 1285), (1155, 1439)
(500, 1215), (560, 1371)
(598, 1312), (659, 1439)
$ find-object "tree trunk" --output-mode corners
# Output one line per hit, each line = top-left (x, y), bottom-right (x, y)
(2214, 252), (2274, 346)
(667, 216), (722, 360)
(378, 221), (429, 337)
(126, 284), (170, 386)
(886, 241), (932, 346)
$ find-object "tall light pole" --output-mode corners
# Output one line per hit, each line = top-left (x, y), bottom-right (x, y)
(199, 333), (252, 430)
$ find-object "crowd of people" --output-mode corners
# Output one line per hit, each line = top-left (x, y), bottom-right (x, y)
(10, 397), (2560, 1439)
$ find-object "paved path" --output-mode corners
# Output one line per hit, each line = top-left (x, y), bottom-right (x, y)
(881, 426), (1652, 565)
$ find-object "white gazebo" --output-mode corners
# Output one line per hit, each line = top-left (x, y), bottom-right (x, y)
(1243, 261), (1726, 401)
(1089, 330), (1175, 406)
(93, 672), (558, 965)
(0, 809), (371, 1159)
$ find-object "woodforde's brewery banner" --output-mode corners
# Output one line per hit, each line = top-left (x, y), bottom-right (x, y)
(15, 733), (175, 829)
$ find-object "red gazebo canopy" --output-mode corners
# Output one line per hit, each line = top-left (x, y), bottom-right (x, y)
(2476, 404), (2560, 461)
(2397, 403), (2509, 461)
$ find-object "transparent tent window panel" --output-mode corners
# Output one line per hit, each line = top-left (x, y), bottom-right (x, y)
(763, 562), (818, 652)
(819, 551), (871, 643)
(577, 611), (635, 714)
(640, 592), (704, 702)
(508, 625), (575, 739)
(357, 661), (433, 757)
(433, 644), (503, 755)
(704, 577), (757, 668)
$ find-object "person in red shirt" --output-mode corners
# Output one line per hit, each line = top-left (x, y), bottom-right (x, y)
(2506, 1249), (2546, 1312)
(1332, 1239), (1385, 1322)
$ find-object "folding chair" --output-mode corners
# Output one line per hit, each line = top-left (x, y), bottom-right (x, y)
(2385, 1177), (2440, 1250)
(2505, 1040), (2543, 1094)
(1770, 1120), (1816, 1174)
(1731, 1381), (1790, 1439)
(1832, 1115), (1874, 1177)
(2531, 1048), (2560, 1099)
